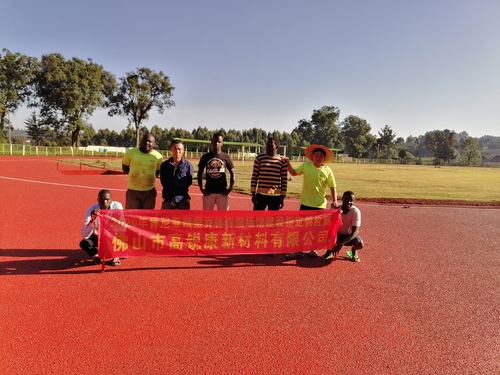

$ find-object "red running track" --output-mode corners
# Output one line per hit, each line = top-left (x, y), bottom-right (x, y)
(0, 156), (499, 374)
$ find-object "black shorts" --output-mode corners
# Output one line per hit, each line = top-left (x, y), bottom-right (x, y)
(337, 233), (362, 246)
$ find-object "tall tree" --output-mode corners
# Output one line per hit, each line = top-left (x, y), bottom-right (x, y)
(92, 128), (113, 146)
(405, 135), (420, 157)
(291, 106), (341, 149)
(459, 137), (481, 166)
(0, 49), (38, 143)
(376, 125), (396, 158)
(149, 124), (165, 147)
(225, 129), (244, 153)
(310, 106), (341, 147)
(118, 127), (137, 147)
(292, 119), (313, 144)
(79, 123), (96, 147)
(340, 115), (374, 158)
(191, 126), (212, 151)
(24, 111), (48, 146)
(107, 68), (175, 147)
(425, 129), (458, 163)
(32, 53), (115, 147)
(225, 129), (243, 143)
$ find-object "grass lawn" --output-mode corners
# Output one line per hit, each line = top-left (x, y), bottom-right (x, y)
(63, 158), (500, 204)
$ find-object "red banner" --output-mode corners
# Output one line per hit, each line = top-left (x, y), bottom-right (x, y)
(97, 209), (340, 259)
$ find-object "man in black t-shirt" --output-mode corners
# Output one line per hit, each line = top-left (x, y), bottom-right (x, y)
(197, 132), (235, 210)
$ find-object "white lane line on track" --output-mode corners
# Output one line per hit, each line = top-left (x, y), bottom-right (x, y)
(0, 175), (252, 201)
(0, 175), (126, 191)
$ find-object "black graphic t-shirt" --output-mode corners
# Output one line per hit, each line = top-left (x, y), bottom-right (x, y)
(198, 151), (234, 193)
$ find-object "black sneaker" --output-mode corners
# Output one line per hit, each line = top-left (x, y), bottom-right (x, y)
(323, 251), (334, 260)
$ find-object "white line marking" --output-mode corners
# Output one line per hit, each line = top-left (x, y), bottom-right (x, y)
(0, 175), (124, 191)
(0, 176), (254, 201)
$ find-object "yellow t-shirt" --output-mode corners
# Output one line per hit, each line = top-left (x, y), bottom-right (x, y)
(122, 148), (163, 191)
(295, 161), (336, 208)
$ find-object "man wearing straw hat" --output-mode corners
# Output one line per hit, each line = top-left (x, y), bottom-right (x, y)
(284, 144), (339, 259)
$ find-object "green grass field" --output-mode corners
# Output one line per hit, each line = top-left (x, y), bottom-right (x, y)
(65, 158), (500, 204)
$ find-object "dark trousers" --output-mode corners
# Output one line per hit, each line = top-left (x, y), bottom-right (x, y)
(299, 204), (324, 211)
(253, 194), (281, 211)
(80, 234), (98, 257)
(161, 198), (191, 210)
(126, 188), (157, 209)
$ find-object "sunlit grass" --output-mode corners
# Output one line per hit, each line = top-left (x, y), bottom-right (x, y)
(61, 158), (500, 203)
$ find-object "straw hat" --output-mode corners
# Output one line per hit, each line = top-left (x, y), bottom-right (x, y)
(305, 144), (335, 164)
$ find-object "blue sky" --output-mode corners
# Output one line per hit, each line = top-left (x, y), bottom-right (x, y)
(3, 0), (499, 139)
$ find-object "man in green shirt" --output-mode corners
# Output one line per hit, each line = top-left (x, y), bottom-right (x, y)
(284, 144), (339, 259)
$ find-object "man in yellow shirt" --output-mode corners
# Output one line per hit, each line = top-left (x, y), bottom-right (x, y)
(284, 144), (339, 259)
(122, 133), (163, 209)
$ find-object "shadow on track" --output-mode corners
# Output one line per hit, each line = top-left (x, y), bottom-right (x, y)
(0, 250), (347, 274)
(0, 249), (103, 275)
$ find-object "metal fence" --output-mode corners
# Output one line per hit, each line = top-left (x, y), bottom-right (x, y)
(2, 143), (468, 166)
(0, 143), (402, 164)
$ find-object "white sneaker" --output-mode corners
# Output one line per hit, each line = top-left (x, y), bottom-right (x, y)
(111, 258), (121, 266)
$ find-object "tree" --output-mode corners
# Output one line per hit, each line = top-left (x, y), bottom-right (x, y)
(340, 115), (373, 158)
(32, 53), (115, 147)
(79, 123), (96, 147)
(92, 128), (113, 146)
(224, 129), (244, 153)
(425, 129), (458, 163)
(398, 149), (415, 163)
(478, 135), (500, 151)
(24, 111), (49, 146)
(459, 137), (481, 166)
(280, 131), (300, 157)
(0, 49), (38, 143)
(242, 127), (267, 145)
(192, 126), (212, 140)
(118, 127), (137, 147)
(225, 129), (243, 143)
(149, 124), (165, 148)
(405, 136), (420, 157)
(310, 106), (341, 148)
(107, 68), (175, 147)
(376, 125), (396, 158)
(291, 106), (341, 149)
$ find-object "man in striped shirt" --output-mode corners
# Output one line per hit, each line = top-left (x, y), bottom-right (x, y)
(250, 137), (288, 211)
